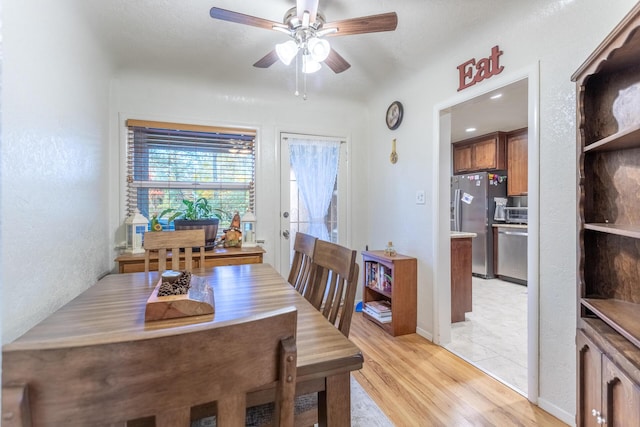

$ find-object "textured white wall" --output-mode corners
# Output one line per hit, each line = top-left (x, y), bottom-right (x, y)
(3, 0), (639, 422)
(1, 1), (113, 343)
(364, 0), (638, 422)
(109, 72), (369, 275)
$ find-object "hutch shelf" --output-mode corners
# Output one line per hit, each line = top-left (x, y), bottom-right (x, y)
(572, 3), (640, 425)
(361, 250), (416, 337)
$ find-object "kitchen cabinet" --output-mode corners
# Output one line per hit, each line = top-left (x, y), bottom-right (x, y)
(577, 329), (640, 426)
(450, 233), (474, 323)
(453, 144), (472, 172)
(572, 4), (640, 425)
(506, 128), (528, 196)
(453, 132), (506, 174)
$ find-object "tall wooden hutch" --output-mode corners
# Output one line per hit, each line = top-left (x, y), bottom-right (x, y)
(572, 3), (640, 425)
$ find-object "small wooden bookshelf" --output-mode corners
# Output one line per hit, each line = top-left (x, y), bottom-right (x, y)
(362, 251), (417, 336)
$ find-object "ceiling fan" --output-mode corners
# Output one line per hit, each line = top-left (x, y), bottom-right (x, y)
(209, 0), (398, 74)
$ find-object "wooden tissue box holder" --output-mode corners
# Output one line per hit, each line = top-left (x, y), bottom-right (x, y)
(145, 274), (214, 321)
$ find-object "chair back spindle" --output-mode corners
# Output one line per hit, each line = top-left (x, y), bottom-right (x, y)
(307, 240), (359, 337)
(143, 229), (206, 273)
(287, 232), (317, 297)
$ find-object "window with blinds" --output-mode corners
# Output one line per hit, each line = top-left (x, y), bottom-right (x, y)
(126, 119), (256, 232)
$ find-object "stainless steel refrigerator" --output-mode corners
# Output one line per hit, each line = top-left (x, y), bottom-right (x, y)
(451, 171), (507, 279)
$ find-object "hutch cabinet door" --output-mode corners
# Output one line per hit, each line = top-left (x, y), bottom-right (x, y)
(603, 356), (640, 427)
(577, 331), (603, 427)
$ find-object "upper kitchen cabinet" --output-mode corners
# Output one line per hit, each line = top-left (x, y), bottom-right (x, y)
(506, 128), (528, 196)
(453, 132), (506, 174)
(572, 3), (640, 425)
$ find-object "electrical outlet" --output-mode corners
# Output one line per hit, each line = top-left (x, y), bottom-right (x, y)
(415, 190), (426, 205)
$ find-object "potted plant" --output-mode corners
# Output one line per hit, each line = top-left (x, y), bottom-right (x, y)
(163, 198), (228, 248)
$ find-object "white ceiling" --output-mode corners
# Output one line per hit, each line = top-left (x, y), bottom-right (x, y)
(77, 0), (536, 136)
(450, 78), (528, 142)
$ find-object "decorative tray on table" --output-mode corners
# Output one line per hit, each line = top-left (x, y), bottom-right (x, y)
(145, 271), (215, 322)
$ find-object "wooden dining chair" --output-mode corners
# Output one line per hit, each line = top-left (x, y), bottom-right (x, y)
(307, 239), (359, 338)
(287, 232), (317, 297)
(143, 229), (206, 273)
(2, 307), (298, 427)
(276, 240), (358, 427)
(242, 240), (359, 427)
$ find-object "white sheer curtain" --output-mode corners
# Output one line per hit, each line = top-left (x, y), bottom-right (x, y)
(289, 138), (340, 241)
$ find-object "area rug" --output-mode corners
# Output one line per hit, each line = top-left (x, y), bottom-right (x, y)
(350, 376), (393, 427)
(192, 375), (392, 426)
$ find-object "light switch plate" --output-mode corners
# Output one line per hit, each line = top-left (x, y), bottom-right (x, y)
(415, 190), (426, 205)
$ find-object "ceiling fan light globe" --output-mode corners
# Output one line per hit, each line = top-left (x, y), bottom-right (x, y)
(308, 38), (330, 62)
(276, 40), (298, 65)
(302, 56), (321, 74)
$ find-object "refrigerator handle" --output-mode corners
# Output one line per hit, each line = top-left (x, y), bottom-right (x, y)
(454, 188), (462, 231)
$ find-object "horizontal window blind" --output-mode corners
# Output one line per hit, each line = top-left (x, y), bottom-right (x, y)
(126, 120), (256, 232)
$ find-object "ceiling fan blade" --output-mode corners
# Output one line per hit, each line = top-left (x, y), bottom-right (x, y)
(297, 0), (319, 23)
(323, 12), (398, 36)
(253, 50), (280, 69)
(210, 7), (285, 31)
(324, 49), (351, 74)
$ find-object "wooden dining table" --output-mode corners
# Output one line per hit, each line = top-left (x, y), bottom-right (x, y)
(2, 263), (364, 426)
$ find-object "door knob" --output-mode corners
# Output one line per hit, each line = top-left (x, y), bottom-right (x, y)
(282, 230), (290, 239)
(283, 211), (289, 218)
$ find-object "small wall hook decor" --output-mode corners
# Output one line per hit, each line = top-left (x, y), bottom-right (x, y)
(390, 138), (398, 164)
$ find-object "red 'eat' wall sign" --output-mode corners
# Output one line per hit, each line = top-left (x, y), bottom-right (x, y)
(457, 45), (504, 91)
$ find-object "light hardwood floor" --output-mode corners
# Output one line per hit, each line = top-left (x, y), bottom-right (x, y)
(349, 313), (567, 426)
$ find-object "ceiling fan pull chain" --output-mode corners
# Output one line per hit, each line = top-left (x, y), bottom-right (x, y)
(294, 52), (300, 97)
(303, 55), (308, 100)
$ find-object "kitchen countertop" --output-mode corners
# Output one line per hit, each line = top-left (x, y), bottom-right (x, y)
(492, 223), (528, 229)
(451, 231), (477, 239)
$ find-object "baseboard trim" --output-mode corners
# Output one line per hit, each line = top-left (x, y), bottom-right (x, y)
(537, 397), (574, 426)
(416, 327), (433, 342)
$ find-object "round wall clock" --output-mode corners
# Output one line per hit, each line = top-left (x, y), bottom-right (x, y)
(386, 101), (403, 130)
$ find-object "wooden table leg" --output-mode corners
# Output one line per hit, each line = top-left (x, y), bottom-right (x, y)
(317, 373), (351, 426)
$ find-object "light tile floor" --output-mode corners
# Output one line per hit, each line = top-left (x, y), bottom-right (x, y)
(445, 277), (528, 395)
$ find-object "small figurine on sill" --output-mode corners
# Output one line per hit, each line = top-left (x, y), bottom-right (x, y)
(149, 214), (163, 231)
(218, 211), (243, 247)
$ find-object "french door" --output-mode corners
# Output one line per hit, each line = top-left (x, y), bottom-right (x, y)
(278, 133), (348, 276)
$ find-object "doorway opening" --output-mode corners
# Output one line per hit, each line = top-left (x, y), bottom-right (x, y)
(433, 67), (539, 402)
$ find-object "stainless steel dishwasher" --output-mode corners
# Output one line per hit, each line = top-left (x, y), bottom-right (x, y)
(497, 226), (528, 284)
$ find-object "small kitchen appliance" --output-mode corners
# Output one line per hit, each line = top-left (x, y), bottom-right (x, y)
(494, 197), (507, 221)
(505, 206), (528, 224)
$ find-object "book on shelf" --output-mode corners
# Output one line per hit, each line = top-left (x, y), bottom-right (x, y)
(365, 300), (392, 314)
(365, 261), (394, 293)
(363, 307), (391, 318)
(379, 264), (393, 290)
(363, 306), (392, 323)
